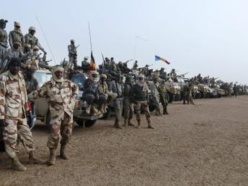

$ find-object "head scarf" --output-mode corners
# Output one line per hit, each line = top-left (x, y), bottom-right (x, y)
(52, 66), (64, 82)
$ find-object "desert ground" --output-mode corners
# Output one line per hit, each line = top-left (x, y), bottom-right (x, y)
(0, 96), (248, 186)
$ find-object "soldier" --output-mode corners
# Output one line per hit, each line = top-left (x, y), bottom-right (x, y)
(123, 75), (134, 127)
(68, 39), (77, 69)
(83, 71), (105, 115)
(24, 45), (40, 69)
(9, 22), (25, 50)
(182, 82), (195, 105)
(28, 66), (78, 165)
(98, 74), (113, 113)
(24, 26), (46, 54)
(0, 58), (43, 171)
(109, 73), (124, 129)
(158, 79), (169, 115)
(0, 19), (8, 66)
(132, 74), (153, 129)
(132, 60), (138, 70)
(151, 75), (162, 115)
(24, 67), (39, 94)
(6, 41), (24, 60)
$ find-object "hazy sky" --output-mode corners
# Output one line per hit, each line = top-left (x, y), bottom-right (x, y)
(2, 0), (248, 84)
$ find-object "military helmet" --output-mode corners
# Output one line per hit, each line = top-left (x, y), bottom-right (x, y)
(0, 19), (8, 24)
(14, 21), (20, 27)
(29, 26), (36, 31)
(100, 74), (107, 79)
(71, 39), (75, 43)
(33, 46), (39, 51)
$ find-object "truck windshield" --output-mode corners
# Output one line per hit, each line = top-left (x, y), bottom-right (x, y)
(34, 71), (52, 87)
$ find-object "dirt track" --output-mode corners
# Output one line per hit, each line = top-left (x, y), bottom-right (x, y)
(1, 96), (248, 186)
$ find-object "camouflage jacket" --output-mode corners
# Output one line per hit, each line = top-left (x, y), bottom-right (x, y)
(28, 79), (78, 118)
(24, 33), (44, 52)
(0, 28), (8, 48)
(9, 30), (24, 49)
(0, 71), (28, 119)
(98, 82), (108, 97)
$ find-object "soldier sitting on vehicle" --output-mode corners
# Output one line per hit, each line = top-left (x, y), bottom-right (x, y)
(98, 74), (117, 113)
(24, 45), (40, 69)
(83, 71), (106, 115)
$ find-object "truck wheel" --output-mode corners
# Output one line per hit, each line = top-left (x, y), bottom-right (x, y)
(45, 111), (50, 129)
(75, 119), (97, 128)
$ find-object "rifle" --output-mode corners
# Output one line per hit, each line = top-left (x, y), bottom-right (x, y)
(123, 59), (133, 65)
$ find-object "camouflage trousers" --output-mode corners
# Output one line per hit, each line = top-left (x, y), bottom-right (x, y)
(114, 98), (123, 123)
(123, 98), (133, 120)
(3, 118), (34, 158)
(48, 112), (73, 149)
(134, 101), (151, 123)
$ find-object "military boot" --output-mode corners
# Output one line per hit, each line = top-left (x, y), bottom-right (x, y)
(128, 119), (135, 126)
(136, 120), (141, 128)
(85, 105), (92, 114)
(60, 145), (68, 160)
(147, 121), (154, 129)
(115, 120), (122, 129)
(122, 119), (127, 127)
(11, 156), (27, 171)
(47, 148), (56, 166)
(163, 106), (169, 115)
(28, 151), (44, 164)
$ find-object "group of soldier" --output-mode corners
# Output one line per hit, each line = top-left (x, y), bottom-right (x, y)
(0, 19), (47, 72)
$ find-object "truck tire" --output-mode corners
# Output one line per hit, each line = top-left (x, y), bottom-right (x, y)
(75, 119), (97, 128)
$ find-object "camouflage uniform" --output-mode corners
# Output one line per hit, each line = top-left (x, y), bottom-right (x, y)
(68, 40), (77, 69)
(29, 66), (78, 165)
(132, 74), (153, 129)
(9, 22), (25, 50)
(0, 19), (8, 67)
(123, 75), (134, 127)
(109, 74), (124, 129)
(24, 27), (46, 53)
(98, 74), (113, 113)
(149, 79), (161, 115)
(0, 58), (42, 171)
(157, 80), (169, 115)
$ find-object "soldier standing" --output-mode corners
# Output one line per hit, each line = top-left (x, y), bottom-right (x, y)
(151, 75), (161, 115)
(109, 74), (124, 129)
(24, 26), (46, 54)
(158, 79), (169, 115)
(132, 74), (153, 129)
(0, 58), (43, 171)
(28, 66), (78, 165)
(123, 75), (134, 127)
(0, 19), (8, 66)
(68, 39), (77, 69)
(9, 22), (24, 50)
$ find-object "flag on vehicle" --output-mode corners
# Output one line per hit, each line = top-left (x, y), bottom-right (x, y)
(155, 55), (170, 65)
(89, 51), (97, 70)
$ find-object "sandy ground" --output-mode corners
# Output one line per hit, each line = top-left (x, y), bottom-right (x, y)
(0, 96), (248, 186)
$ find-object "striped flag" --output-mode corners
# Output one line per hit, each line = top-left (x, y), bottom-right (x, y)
(89, 51), (97, 70)
(155, 55), (170, 65)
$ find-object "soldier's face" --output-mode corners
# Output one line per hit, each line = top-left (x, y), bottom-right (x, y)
(30, 30), (35, 35)
(54, 71), (63, 79)
(9, 64), (20, 75)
